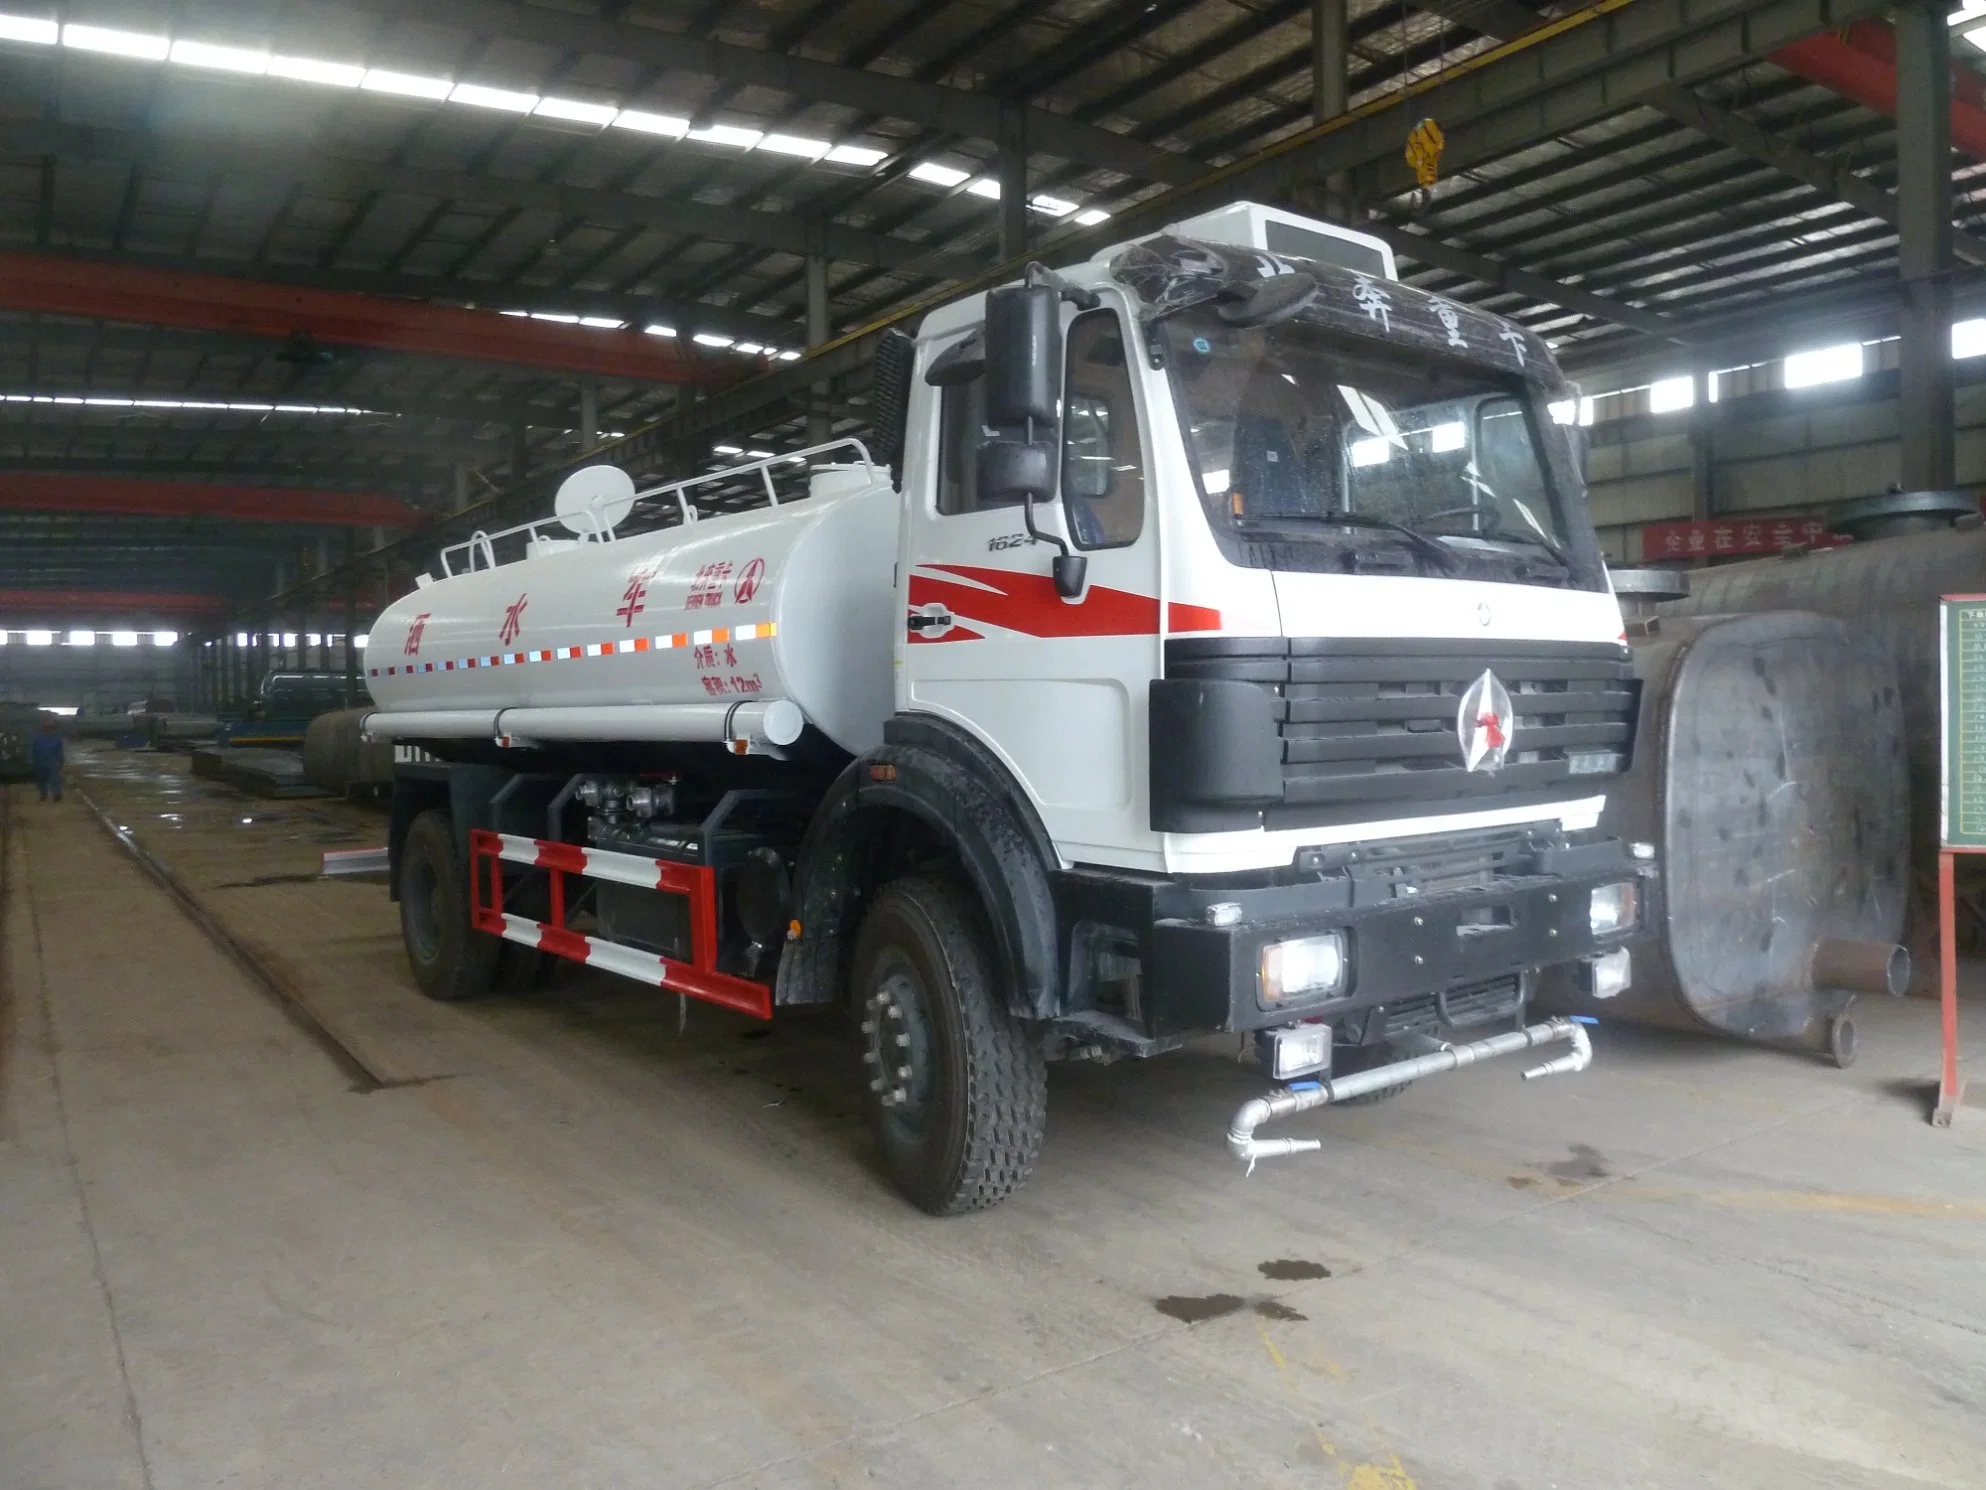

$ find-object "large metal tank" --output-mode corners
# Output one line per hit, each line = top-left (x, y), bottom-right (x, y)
(303, 707), (394, 798)
(1545, 607), (1909, 1060)
(1663, 491), (1981, 903)
(368, 466), (897, 753)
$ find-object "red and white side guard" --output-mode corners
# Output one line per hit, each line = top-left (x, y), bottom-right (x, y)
(469, 829), (772, 1018)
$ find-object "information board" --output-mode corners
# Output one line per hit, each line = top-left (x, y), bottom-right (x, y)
(1939, 596), (1986, 849)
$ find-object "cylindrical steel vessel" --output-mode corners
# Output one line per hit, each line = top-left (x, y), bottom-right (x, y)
(1543, 610), (1908, 1052)
(369, 471), (898, 754)
(302, 707), (394, 796)
(1665, 516), (1986, 893)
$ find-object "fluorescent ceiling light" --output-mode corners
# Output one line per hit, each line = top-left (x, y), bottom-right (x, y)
(734, 342), (763, 355)
(1429, 421), (1467, 452)
(67, 628), (96, 646)
(169, 39), (269, 73)
(269, 54), (364, 86)
(1955, 318), (1986, 358)
(450, 82), (538, 112)
(1966, 23), (1986, 51)
(529, 311), (580, 324)
(362, 69), (453, 100)
(612, 109), (688, 137)
(688, 123), (762, 148)
(153, 631), (179, 646)
(758, 133), (829, 159)
(824, 143), (886, 167)
(965, 178), (1001, 200)
(0, 14), (58, 45)
(64, 23), (169, 59)
(776, 349), (802, 361)
(1783, 341), (1863, 389)
(643, 323), (677, 337)
(1647, 375), (1695, 413)
(1030, 194), (1077, 216)
(908, 161), (969, 188)
(693, 332), (734, 348)
(714, 443), (743, 454)
(1349, 437), (1391, 467)
(578, 316), (623, 329)
(110, 630), (140, 647)
(747, 450), (773, 459)
(25, 630), (53, 646)
(535, 96), (617, 125)
(1074, 208), (1111, 226)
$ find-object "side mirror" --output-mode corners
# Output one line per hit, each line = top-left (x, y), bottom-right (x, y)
(984, 285), (1062, 427)
(983, 282), (1086, 600)
(869, 329), (916, 472)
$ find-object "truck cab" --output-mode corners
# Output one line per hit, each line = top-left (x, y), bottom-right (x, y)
(371, 203), (1652, 1215)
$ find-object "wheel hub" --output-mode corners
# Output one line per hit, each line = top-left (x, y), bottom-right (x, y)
(859, 968), (930, 1123)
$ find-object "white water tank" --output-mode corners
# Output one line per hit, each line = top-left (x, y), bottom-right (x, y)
(367, 467), (900, 753)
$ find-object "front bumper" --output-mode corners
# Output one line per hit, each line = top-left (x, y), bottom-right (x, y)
(1140, 835), (1651, 1036)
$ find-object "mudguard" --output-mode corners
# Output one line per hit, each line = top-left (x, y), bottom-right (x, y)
(777, 717), (1061, 1020)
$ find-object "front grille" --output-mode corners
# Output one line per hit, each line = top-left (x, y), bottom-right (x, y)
(1167, 637), (1637, 829)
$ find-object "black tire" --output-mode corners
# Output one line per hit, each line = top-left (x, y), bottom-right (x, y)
(491, 942), (552, 995)
(398, 809), (503, 1002)
(850, 876), (1047, 1215)
(1332, 1039), (1415, 1106)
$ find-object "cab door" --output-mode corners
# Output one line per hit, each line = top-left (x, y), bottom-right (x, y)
(897, 300), (1165, 866)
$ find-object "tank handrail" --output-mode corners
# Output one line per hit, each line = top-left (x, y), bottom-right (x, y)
(435, 436), (877, 578)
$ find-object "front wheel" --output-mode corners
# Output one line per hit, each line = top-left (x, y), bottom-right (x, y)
(850, 876), (1047, 1214)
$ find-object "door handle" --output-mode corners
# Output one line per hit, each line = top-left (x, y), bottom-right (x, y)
(906, 609), (953, 632)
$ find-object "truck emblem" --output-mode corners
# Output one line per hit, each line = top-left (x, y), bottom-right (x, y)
(1457, 668), (1514, 773)
(403, 612), (431, 656)
(734, 557), (766, 604)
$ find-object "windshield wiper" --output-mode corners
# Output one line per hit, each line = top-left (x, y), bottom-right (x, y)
(1420, 518), (1569, 568)
(1234, 512), (1458, 574)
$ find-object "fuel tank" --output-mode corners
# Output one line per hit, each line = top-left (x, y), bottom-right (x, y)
(1543, 608), (1908, 1053)
(368, 466), (899, 754)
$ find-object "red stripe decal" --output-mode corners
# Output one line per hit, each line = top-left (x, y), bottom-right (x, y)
(539, 925), (591, 962)
(912, 565), (1220, 637)
(533, 840), (588, 873)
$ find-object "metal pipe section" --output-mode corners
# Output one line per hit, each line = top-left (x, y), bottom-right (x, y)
(1227, 1018), (1592, 1169)
(1810, 938), (1910, 998)
(362, 699), (805, 748)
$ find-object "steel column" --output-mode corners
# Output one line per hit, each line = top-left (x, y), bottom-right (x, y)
(1312, 0), (1350, 212)
(805, 255), (832, 447)
(578, 380), (599, 455)
(998, 105), (1030, 261)
(1896, 1), (1956, 491)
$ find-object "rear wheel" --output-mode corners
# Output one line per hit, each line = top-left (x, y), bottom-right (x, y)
(850, 876), (1047, 1214)
(399, 809), (502, 1002)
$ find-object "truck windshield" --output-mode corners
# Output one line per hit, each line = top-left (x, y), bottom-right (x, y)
(1161, 306), (1574, 582)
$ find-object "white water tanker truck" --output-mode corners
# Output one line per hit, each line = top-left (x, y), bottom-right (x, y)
(366, 204), (1654, 1213)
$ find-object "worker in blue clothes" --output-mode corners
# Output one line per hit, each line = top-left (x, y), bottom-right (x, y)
(30, 717), (63, 802)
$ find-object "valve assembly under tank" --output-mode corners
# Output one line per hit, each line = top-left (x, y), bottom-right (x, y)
(1542, 603), (1910, 1063)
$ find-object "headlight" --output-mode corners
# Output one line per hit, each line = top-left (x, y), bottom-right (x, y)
(1260, 933), (1347, 1004)
(1589, 880), (1639, 937)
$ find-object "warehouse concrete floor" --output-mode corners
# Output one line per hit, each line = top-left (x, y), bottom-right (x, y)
(5, 749), (1985, 1490)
